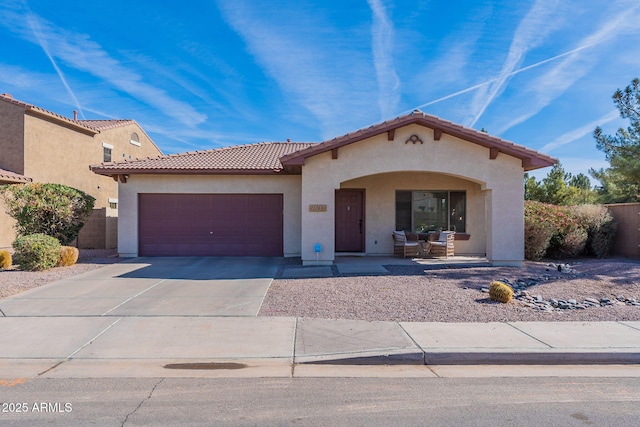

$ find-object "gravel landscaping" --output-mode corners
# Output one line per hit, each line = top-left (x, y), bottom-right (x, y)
(259, 257), (640, 323)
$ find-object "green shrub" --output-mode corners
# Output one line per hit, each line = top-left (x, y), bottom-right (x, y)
(573, 204), (617, 258)
(57, 246), (79, 267)
(524, 202), (617, 260)
(12, 234), (61, 271)
(524, 218), (554, 261)
(524, 202), (566, 260)
(557, 227), (588, 258)
(0, 249), (11, 270)
(1, 183), (95, 245)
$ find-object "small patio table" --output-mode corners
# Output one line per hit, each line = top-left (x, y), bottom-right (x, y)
(418, 241), (432, 258)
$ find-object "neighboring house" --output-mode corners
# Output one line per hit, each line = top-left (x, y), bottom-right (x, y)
(0, 93), (163, 249)
(91, 110), (556, 266)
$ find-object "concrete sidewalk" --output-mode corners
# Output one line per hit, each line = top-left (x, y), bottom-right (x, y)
(2, 316), (640, 379)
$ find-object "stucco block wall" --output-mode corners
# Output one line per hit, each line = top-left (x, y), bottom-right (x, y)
(300, 124), (526, 265)
(606, 203), (640, 259)
(117, 174), (302, 257)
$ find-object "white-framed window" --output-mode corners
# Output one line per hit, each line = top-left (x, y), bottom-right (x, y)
(102, 143), (114, 162)
(130, 132), (141, 146)
(108, 198), (118, 209)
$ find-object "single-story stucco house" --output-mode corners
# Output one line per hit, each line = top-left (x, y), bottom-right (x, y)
(90, 110), (556, 266)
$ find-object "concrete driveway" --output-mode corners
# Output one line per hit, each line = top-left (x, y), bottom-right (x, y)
(0, 257), (281, 317)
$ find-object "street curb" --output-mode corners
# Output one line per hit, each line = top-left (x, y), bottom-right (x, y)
(298, 351), (640, 366)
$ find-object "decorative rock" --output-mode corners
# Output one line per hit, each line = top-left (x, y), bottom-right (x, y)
(487, 274), (639, 312)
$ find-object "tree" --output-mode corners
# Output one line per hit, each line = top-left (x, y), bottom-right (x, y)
(569, 173), (591, 190)
(524, 173), (545, 201)
(591, 77), (640, 202)
(0, 183), (95, 245)
(590, 168), (638, 203)
(525, 163), (597, 205)
(542, 163), (572, 205)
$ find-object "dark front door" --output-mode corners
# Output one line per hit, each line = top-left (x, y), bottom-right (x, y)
(335, 189), (364, 252)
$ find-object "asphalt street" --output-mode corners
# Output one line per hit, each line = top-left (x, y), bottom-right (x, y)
(2, 376), (640, 426)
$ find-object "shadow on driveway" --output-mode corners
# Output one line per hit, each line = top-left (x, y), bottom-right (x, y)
(118, 257), (282, 280)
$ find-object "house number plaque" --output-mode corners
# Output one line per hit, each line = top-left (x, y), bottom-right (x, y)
(309, 204), (327, 212)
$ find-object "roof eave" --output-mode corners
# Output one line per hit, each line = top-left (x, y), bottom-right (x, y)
(281, 113), (557, 171)
(90, 167), (292, 177)
(0, 176), (33, 184)
(26, 109), (98, 136)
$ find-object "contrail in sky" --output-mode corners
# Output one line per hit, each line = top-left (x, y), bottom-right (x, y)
(410, 42), (596, 113)
(27, 13), (85, 119)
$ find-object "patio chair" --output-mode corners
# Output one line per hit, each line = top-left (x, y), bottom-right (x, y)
(392, 230), (420, 258)
(429, 231), (455, 258)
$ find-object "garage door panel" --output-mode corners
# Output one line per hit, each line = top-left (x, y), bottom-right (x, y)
(139, 194), (283, 256)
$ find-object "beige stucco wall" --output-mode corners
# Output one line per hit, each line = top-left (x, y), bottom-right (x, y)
(23, 117), (160, 211)
(341, 172), (486, 256)
(300, 124), (525, 265)
(0, 114), (162, 248)
(116, 174), (302, 257)
(0, 101), (26, 175)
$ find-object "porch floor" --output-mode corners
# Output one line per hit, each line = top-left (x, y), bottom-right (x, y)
(280, 255), (491, 279)
(334, 255), (490, 267)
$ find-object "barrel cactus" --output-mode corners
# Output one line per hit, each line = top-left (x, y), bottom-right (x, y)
(0, 249), (11, 270)
(489, 281), (513, 303)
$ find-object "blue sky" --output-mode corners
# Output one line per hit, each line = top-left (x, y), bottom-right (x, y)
(1, 0), (639, 181)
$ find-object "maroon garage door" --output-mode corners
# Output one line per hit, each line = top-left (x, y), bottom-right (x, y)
(138, 194), (283, 256)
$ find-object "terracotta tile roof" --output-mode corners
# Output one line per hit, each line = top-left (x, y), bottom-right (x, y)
(280, 110), (557, 171)
(0, 168), (32, 183)
(90, 142), (316, 176)
(91, 110), (556, 178)
(0, 94), (159, 145)
(77, 119), (136, 131)
(0, 93), (97, 134)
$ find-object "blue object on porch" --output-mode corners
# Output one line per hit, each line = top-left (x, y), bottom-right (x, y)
(314, 243), (322, 253)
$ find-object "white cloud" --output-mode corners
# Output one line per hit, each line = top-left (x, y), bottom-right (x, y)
(496, 5), (640, 134)
(410, 43), (595, 112)
(367, 0), (400, 119)
(0, 8), (207, 127)
(468, 0), (561, 127)
(26, 13), (86, 119)
(540, 110), (619, 153)
(215, 0), (377, 139)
